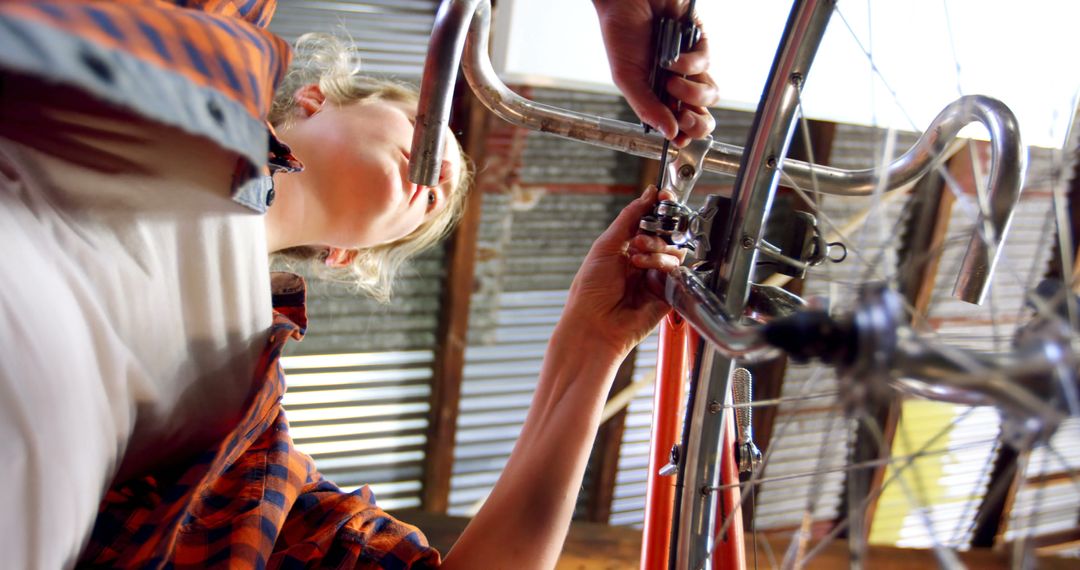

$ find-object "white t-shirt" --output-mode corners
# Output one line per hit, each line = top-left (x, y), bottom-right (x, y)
(0, 96), (272, 568)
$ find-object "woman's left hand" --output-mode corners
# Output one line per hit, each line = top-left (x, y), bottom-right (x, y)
(559, 185), (687, 358)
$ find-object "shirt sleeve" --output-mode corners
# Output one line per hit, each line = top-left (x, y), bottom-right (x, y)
(273, 480), (443, 569)
(0, 1), (290, 174)
(167, 0), (279, 29)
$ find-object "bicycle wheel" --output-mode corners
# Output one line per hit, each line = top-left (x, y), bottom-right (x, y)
(671, 1), (1080, 568)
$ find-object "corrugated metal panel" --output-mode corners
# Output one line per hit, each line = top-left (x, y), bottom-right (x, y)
(269, 0), (438, 77)
(519, 89), (639, 187)
(449, 190), (634, 517)
(278, 246), (446, 512)
(281, 350), (432, 511)
(609, 328), (661, 527)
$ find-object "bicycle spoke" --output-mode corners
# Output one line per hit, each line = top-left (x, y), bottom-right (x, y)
(797, 407), (985, 567)
(725, 391), (841, 411)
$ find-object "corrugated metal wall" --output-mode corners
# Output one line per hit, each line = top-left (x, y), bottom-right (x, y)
(450, 89), (640, 517)
(279, 250), (446, 511)
(998, 147), (1080, 552)
(270, 0), (437, 76)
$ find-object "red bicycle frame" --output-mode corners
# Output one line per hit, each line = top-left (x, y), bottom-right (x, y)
(641, 315), (745, 569)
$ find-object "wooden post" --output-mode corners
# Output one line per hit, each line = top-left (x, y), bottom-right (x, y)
(421, 86), (491, 513)
(584, 351), (637, 522)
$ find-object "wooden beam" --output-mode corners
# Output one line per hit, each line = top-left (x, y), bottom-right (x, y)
(421, 84), (491, 513)
(970, 443), (1024, 548)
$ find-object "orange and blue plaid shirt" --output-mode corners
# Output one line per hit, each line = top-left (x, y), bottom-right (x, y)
(0, 1), (440, 567)
(78, 273), (441, 569)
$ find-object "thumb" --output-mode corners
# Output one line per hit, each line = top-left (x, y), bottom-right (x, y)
(601, 186), (660, 245)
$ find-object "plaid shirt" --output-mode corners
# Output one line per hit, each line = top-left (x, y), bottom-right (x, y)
(79, 273), (441, 569)
(0, 2), (438, 567)
(0, 0), (297, 204)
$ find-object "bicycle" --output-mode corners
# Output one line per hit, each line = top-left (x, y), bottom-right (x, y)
(407, 0), (1079, 568)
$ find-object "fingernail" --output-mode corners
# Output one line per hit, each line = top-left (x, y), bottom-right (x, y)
(660, 124), (676, 140)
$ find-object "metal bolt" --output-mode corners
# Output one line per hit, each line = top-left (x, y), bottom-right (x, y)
(790, 72), (803, 86)
(741, 235), (754, 249)
(708, 400), (722, 414)
(766, 155), (778, 169)
(701, 485), (713, 496)
(678, 164), (695, 179)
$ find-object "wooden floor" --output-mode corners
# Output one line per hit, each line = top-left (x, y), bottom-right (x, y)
(395, 510), (1076, 569)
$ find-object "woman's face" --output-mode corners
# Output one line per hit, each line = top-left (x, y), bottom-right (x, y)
(282, 97), (459, 249)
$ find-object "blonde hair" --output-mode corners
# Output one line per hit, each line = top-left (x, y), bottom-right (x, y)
(270, 33), (473, 303)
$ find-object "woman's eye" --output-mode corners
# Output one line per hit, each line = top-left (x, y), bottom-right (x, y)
(427, 190), (437, 207)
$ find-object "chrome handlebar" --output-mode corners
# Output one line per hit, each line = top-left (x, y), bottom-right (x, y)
(410, 0), (1025, 304)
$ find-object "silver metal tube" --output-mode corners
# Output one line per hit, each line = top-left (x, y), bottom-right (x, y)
(665, 267), (774, 360)
(891, 328), (1067, 429)
(445, 0), (1023, 202)
(409, 0), (481, 187)
(950, 99), (1026, 304)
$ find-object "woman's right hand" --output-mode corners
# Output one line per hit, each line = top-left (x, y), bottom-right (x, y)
(592, 0), (719, 147)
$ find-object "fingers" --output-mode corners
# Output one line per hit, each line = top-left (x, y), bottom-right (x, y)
(665, 26), (710, 76)
(615, 75), (680, 140)
(630, 233), (687, 272)
(666, 74), (720, 109)
(631, 252), (682, 272)
(676, 105), (716, 143)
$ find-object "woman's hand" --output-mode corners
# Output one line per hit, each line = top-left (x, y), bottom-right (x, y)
(592, 0), (719, 147)
(560, 185), (686, 358)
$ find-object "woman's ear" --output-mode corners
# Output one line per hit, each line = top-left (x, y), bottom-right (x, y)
(324, 247), (357, 268)
(294, 84), (326, 118)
